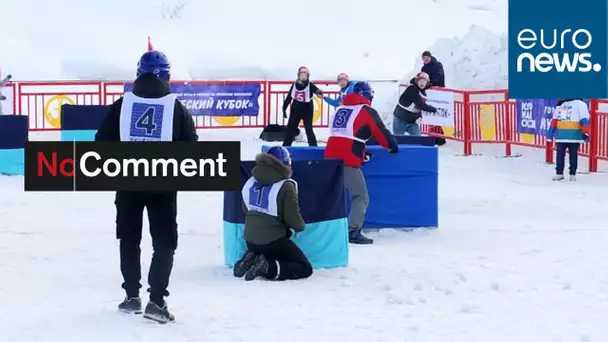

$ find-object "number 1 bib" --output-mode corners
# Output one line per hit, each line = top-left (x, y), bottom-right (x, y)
(119, 92), (177, 142)
(241, 177), (298, 217)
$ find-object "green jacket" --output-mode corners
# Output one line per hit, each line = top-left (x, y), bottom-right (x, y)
(244, 153), (305, 245)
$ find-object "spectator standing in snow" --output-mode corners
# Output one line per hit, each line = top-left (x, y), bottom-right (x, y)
(421, 51), (445, 88)
(0, 73), (12, 115)
(546, 99), (590, 181)
(392, 72), (437, 136)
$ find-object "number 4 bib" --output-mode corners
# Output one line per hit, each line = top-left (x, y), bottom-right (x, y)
(119, 92), (177, 142)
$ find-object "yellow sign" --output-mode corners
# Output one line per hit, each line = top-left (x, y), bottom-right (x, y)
(442, 126), (455, 137)
(479, 104), (496, 140)
(520, 133), (535, 144)
(214, 116), (240, 126)
(300, 97), (322, 125)
(44, 95), (75, 128)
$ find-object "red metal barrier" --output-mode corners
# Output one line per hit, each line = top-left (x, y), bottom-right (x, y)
(399, 83), (608, 172)
(8, 79), (607, 172)
(13, 80), (339, 131)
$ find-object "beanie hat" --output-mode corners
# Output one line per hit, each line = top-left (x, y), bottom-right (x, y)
(422, 51), (432, 58)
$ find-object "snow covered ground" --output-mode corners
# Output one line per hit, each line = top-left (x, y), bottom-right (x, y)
(1, 130), (607, 342)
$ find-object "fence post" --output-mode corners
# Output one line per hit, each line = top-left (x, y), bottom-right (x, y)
(263, 80), (270, 126)
(503, 90), (512, 156)
(589, 99), (599, 172)
(463, 91), (472, 155)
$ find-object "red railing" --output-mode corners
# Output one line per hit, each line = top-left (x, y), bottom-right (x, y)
(9, 80), (340, 131)
(399, 84), (608, 172)
(6, 79), (606, 172)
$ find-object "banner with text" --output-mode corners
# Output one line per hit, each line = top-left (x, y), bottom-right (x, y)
(421, 89), (455, 127)
(124, 83), (261, 116)
(515, 99), (589, 136)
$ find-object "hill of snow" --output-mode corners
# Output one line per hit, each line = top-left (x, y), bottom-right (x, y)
(1, 0), (507, 85)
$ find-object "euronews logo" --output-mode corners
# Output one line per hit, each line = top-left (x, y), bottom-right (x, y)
(516, 29), (602, 73)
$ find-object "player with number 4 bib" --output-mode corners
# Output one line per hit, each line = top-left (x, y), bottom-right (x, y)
(324, 81), (398, 245)
(95, 50), (197, 324)
(282, 66), (324, 147)
(233, 146), (313, 281)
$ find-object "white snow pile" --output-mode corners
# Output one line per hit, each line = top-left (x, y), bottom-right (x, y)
(403, 25), (508, 90)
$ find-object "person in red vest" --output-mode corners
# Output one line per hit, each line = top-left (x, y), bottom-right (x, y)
(324, 81), (398, 244)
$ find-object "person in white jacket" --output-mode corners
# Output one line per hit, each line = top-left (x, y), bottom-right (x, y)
(0, 73), (13, 115)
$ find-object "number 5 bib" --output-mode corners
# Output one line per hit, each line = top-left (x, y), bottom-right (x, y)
(119, 92), (177, 142)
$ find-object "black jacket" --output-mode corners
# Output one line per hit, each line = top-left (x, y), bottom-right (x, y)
(393, 80), (437, 123)
(282, 80), (323, 113)
(95, 73), (198, 142)
(421, 57), (445, 87)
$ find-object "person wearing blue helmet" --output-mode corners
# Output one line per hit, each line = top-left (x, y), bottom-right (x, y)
(95, 50), (197, 323)
(324, 73), (356, 108)
(234, 146), (313, 281)
(325, 81), (398, 245)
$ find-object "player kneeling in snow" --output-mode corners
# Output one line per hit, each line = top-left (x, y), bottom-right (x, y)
(546, 99), (590, 181)
(234, 146), (313, 281)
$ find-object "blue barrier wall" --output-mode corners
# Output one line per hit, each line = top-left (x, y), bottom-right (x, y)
(0, 115), (28, 175)
(262, 145), (439, 228)
(223, 159), (349, 269)
(60, 104), (107, 141)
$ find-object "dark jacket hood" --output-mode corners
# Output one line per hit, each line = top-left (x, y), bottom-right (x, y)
(252, 153), (292, 185)
(133, 73), (171, 98)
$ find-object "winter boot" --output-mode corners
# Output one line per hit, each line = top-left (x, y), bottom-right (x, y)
(143, 301), (175, 324)
(349, 229), (374, 245)
(245, 255), (270, 281)
(552, 174), (565, 181)
(118, 296), (142, 314)
(233, 251), (257, 278)
(569, 175), (576, 181)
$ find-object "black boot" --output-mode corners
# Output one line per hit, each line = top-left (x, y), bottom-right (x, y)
(118, 296), (142, 314)
(143, 301), (175, 324)
(233, 251), (257, 278)
(349, 229), (374, 244)
(245, 255), (270, 281)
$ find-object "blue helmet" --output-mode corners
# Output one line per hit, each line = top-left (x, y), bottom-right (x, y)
(136, 50), (171, 81)
(266, 146), (292, 166)
(353, 81), (374, 102)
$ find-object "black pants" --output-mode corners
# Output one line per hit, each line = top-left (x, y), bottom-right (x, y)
(556, 142), (580, 175)
(115, 191), (178, 303)
(283, 105), (317, 146)
(246, 238), (313, 280)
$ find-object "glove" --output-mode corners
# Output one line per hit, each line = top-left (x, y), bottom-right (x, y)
(0, 95), (5, 101)
(389, 147), (398, 154)
(583, 134), (589, 142)
(283, 110), (287, 119)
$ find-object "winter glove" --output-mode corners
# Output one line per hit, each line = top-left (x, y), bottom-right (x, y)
(583, 134), (589, 143)
(283, 109), (287, 119)
(0, 95), (5, 101)
(389, 147), (398, 154)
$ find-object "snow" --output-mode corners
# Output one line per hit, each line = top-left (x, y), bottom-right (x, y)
(2, 130), (608, 342)
(1, 0), (506, 84)
(403, 25), (509, 90)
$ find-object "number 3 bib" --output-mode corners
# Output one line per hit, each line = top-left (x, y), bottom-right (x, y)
(119, 92), (177, 142)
